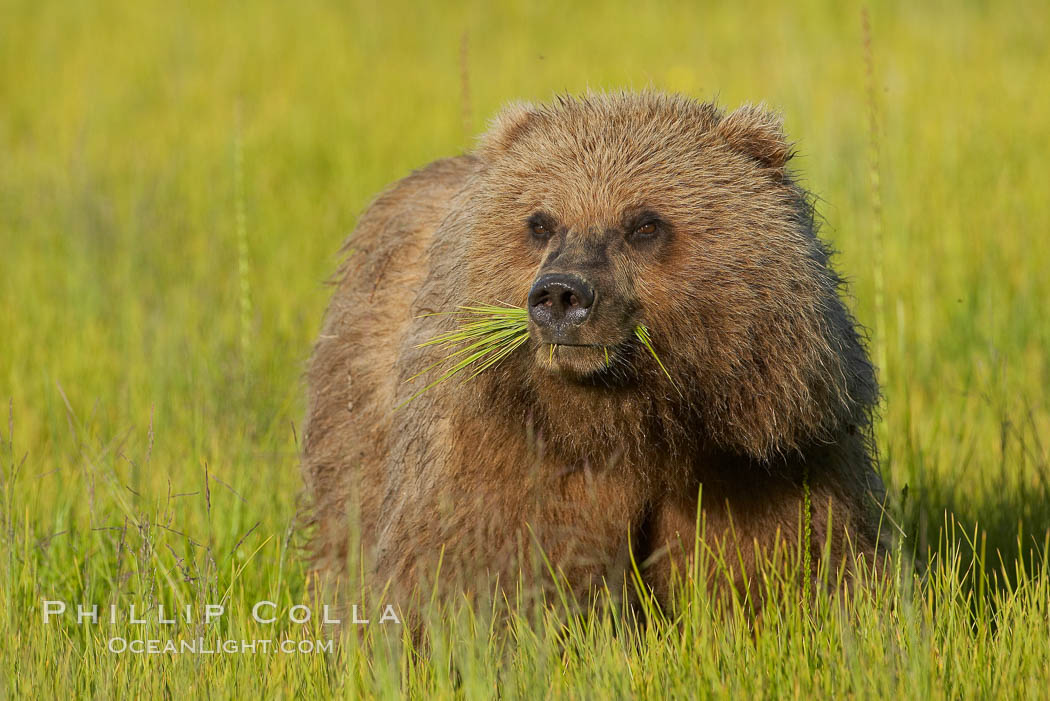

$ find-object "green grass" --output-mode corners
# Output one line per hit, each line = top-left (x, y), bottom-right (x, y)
(405, 304), (530, 404)
(634, 325), (679, 393)
(2, 0), (1049, 696)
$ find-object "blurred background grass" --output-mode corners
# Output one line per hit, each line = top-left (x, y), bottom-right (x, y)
(1, 0), (1049, 693)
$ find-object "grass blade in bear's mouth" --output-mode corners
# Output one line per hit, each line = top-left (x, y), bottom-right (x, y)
(635, 324), (682, 396)
(401, 304), (680, 405)
(399, 304), (530, 406)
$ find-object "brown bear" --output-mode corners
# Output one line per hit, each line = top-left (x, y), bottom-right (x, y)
(301, 91), (887, 612)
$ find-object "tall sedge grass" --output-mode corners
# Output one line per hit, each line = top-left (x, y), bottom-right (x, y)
(234, 106), (253, 367)
(862, 7), (888, 395)
(3, 399), (1047, 699)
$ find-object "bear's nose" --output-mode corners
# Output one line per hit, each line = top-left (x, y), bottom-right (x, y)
(528, 273), (595, 328)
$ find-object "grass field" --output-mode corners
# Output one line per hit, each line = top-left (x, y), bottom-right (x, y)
(3, 0), (1050, 696)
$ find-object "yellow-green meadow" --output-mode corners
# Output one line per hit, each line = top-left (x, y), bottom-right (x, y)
(2, 0), (1049, 696)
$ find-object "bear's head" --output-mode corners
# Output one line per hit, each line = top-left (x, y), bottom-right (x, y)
(458, 92), (876, 462)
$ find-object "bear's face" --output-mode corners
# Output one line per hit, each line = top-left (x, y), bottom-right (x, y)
(460, 93), (872, 458)
(467, 94), (796, 381)
(516, 202), (671, 381)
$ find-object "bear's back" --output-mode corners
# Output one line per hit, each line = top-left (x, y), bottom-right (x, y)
(301, 155), (478, 571)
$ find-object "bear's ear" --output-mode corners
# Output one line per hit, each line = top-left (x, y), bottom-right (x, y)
(715, 104), (793, 170)
(476, 101), (541, 159)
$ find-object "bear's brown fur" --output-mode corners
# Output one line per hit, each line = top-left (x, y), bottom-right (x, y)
(301, 91), (887, 611)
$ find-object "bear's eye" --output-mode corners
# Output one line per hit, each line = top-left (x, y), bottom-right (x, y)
(629, 220), (661, 242)
(528, 214), (556, 242)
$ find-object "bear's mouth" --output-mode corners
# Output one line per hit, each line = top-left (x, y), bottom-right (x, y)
(532, 341), (629, 382)
(528, 325), (678, 392)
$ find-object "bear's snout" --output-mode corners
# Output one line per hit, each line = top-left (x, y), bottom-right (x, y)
(527, 273), (595, 334)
